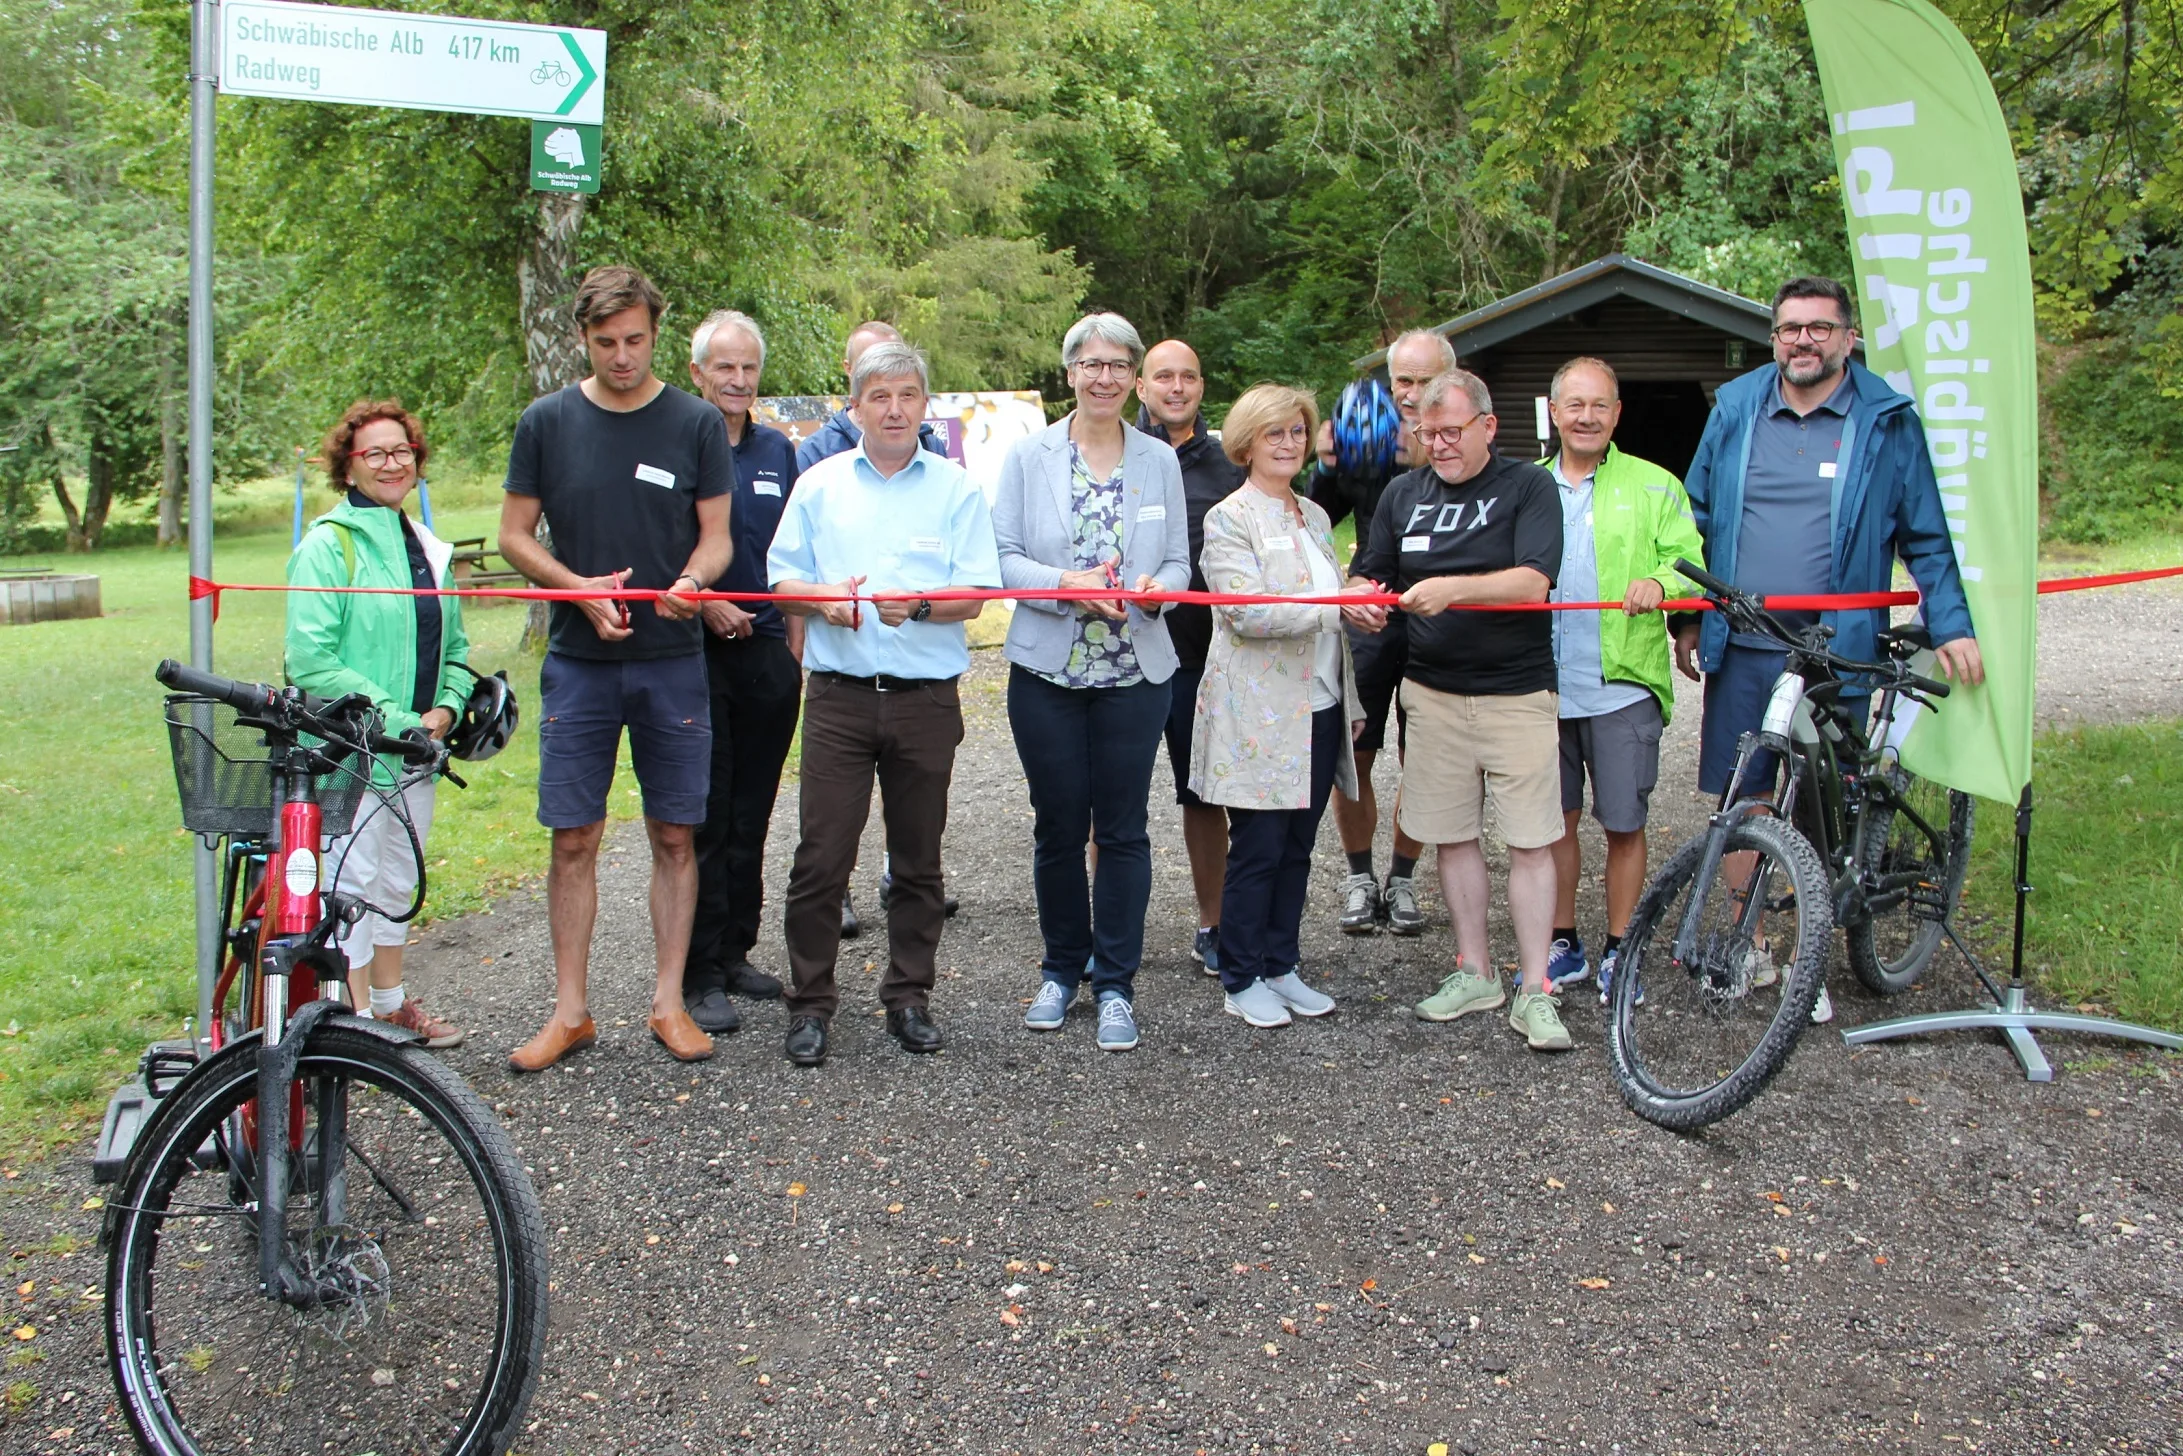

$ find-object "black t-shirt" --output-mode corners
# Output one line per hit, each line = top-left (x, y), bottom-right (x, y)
(1350, 454), (1561, 696)
(1135, 411), (1246, 671)
(504, 382), (735, 660)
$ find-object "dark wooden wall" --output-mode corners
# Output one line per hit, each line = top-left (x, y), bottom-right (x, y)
(1460, 295), (1757, 479)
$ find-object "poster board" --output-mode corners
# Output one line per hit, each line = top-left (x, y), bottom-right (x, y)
(754, 391), (1048, 505)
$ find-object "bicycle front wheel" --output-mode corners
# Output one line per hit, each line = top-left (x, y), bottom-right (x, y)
(106, 1024), (547, 1456)
(1847, 768), (1974, 996)
(1606, 813), (1832, 1130)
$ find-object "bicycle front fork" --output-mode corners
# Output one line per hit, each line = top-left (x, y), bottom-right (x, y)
(253, 937), (351, 1305)
(1673, 733), (1787, 965)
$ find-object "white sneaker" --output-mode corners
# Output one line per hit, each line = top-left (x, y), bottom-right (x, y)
(1810, 982), (1835, 1025)
(1262, 971), (1335, 1018)
(1223, 980), (1293, 1028)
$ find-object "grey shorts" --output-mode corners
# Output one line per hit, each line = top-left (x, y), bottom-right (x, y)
(1558, 695), (1664, 835)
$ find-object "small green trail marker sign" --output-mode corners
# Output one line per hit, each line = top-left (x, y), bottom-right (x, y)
(532, 120), (601, 193)
(221, 0), (605, 124)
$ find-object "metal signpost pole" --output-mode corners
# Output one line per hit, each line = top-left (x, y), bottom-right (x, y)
(188, 0), (221, 1053)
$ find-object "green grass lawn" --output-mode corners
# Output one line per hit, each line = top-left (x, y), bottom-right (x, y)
(1964, 719), (2183, 1035)
(0, 501), (639, 1155)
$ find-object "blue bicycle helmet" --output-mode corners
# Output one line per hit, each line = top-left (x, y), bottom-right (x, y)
(1332, 375), (1401, 478)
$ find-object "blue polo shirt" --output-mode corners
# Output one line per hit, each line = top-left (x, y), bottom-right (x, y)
(1731, 372), (1852, 646)
(719, 419), (800, 640)
(766, 443), (1001, 680)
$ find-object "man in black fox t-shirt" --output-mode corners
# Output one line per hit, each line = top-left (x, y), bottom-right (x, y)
(498, 265), (736, 1074)
(1347, 368), (1575, 1053)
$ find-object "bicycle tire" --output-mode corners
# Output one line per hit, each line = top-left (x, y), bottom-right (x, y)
(1846, 769), (1974, 996)
(1606, 814), (1832, 1130)
(106, 1024), (547, 1456)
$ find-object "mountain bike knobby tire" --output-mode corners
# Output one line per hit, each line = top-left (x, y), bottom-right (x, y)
(105, 1024), (548, 1456)
(1606, 814), (1832, 1131)
(1846, 770), (1974, 997)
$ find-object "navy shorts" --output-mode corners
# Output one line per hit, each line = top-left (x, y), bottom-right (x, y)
(1348, 618), (1407, 754)
(1165, 665), (1208, 807)
(536, 652), (712, 829)
(1698, 644), (1866, 799)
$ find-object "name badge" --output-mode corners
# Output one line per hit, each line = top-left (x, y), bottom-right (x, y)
(634, 463), (676, 489)
(1401, 534), (1432, 552)
(753, 480), (782, 497)
(1262, 534), (1295, 551)
(1818, 461), (1839, 478)
(908, 536), (944, 552)
(1137, 504), (1166, 521)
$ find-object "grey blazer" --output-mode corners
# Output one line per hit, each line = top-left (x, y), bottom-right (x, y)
(993, 415), (1192, 684)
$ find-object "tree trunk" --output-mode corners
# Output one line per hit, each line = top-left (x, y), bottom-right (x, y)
(157, 339), (183, 548)
(75, 438), (117, 552)
(517, 190), (585, 650)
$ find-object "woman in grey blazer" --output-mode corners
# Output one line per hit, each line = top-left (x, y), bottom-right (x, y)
(993, 312), (1191, 1052)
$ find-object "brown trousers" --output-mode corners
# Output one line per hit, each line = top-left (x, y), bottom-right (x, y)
(782, 672), (964, 1019)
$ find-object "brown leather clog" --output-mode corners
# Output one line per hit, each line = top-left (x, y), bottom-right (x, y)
(648, 1006), (716, 1062)
(507, 1014), (597, 1073)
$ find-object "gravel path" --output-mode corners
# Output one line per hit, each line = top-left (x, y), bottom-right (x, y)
(7, 586), (2181, 1455)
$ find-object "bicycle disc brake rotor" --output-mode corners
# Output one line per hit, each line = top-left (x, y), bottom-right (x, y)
(293, 1223), (392, 1343)
(1691, 934), (1759, 1013)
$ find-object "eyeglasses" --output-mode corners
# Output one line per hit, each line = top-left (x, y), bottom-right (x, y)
(1770, 321), (1843, 344)
(1070, 357), (1137, 379)
(1416, 415), (1484, 448)
(1259, 423), (1309, 444)
(349, 445), (417, 469)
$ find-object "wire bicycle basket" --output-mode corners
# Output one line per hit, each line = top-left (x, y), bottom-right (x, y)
(164, 694), (369, 839)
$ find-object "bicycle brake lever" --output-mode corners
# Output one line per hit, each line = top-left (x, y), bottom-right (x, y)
(441, 765), (469, 790)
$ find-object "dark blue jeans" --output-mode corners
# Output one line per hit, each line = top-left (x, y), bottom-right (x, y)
(1218, 707), (1343, 992)
(1007, 666), (1171, 998)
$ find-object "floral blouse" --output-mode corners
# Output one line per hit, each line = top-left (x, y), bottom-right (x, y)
(1035, 443), (1144, 689)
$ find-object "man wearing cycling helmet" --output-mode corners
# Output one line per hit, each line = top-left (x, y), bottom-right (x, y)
(1312, 328), (1455, 939)
(1676, 276), (1982, 1023)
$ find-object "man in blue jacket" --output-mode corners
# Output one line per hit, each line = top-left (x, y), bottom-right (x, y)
(1675, 275), (1984, 1020)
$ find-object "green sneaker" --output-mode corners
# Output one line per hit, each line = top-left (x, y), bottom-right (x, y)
(1508, 990), (1573, 1051)
(1414, 967), (1506, 1022)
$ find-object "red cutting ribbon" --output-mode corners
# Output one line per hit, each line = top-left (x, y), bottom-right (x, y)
(185, 562), (2183, 616)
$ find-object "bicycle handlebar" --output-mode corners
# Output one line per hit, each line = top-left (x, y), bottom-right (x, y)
(156, 659), (444, 766)
(156, 659), (276, 716)
(1670, 561), (1950, 699)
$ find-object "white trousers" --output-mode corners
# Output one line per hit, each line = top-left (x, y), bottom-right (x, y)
(322, 778), (437, 974)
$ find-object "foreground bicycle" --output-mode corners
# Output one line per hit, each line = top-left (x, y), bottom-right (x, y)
(103, 660), (546, 1456)
(1604, 561), (1975, 1130)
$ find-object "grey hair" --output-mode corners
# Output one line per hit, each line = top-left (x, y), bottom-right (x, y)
(1061, 312), (1145, 372)
(850, 339), (930, 399)
(1388, 328), (1458, 371)
(1549, 355), (1618, 401)
(1417, 368), (1493, 418)
(690, 309), (767, 368)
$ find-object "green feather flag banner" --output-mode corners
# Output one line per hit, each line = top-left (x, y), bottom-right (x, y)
(1804, 0), (2038, 803)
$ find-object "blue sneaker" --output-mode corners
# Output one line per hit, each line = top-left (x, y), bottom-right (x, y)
(1547, 935), (1590, 989)
(1597, 945), (1642, 1007)
(1096, 993), (1140, 1052)
(1191, 926), (1221, 977)
(1024, 980), (1070, 1031)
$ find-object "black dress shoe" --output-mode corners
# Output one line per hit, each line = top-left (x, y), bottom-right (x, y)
(885, 1005), (944, 1054)
(784, 1015), (830, 1067)
(684, 988), (741, 1034)
(723, 960), (784, 999)
(840, 891), (862, 940)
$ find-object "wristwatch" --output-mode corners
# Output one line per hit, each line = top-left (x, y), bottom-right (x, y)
(911, 598), (934, 623)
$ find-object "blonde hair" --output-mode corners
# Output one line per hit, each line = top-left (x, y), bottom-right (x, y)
(1220, 384), (1321, 467)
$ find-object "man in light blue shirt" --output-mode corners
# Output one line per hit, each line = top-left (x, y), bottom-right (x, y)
(768, 341), (1001, 1067)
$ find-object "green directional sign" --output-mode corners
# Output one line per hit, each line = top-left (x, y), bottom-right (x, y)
(222, 0), (604, 125)
(531, 120), (601, 194)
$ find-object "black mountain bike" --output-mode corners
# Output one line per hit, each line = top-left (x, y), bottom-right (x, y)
(1604, 561), (1975, 1130)
(103, 661), (547, 1456)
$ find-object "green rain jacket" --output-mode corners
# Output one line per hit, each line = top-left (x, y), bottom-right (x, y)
(1544, 444), (1707, 723)
(284, 496), (471, 743)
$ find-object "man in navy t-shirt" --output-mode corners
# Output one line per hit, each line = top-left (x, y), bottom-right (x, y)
(680, 308), (805, 1031)
(499, 265), (735, 1072)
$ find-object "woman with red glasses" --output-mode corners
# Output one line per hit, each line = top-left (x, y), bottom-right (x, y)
(283, 399), (474, 1047)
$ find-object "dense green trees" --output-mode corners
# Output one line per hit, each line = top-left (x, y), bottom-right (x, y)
(1, 0), (2177, 544)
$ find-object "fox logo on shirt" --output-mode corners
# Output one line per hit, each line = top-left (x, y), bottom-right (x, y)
(1404, 497), (1498, 535)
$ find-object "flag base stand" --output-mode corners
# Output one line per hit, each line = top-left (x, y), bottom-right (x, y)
(1841, 786), (2183, 1080)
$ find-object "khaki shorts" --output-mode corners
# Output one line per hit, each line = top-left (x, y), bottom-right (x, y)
(1395, 683), (1563, 849)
